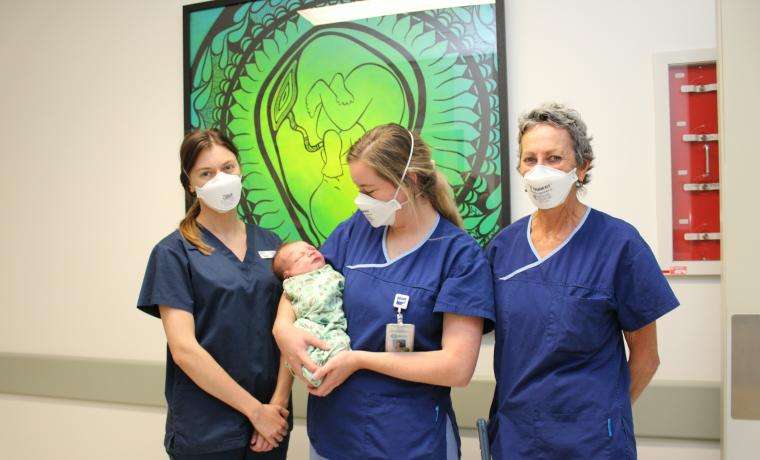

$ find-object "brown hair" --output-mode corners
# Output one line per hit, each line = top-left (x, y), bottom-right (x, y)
(271, 242), (299, 281)
(347, 123), (463, 228)
(179, 129), (240, 255)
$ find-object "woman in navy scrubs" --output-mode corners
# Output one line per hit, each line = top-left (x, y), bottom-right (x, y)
(138, 130), (292, 459)
(487, 103), (679, 459)
(274, 123), (495, 460)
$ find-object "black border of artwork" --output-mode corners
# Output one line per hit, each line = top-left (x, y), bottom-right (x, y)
(182, 0), (512, 232)
(493, 0), (510, 226)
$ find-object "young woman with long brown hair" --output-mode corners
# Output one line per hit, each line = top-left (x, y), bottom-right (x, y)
(137, 129), (292, 460)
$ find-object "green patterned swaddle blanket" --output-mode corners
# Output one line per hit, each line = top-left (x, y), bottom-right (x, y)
(283, 264), (350, 386)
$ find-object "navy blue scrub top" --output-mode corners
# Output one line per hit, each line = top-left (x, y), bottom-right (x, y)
(308, 211), (495, 460)
(486, 208), (679, 459)
(137, 224), (283, 455)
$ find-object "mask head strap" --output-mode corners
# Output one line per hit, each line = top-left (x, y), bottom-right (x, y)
(393, 130), (415, 200)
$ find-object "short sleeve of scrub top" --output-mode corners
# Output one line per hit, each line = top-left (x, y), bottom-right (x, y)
(433, 244), (495, 330)
(614, 235), (680, 331)
(137, 241), (194, 317)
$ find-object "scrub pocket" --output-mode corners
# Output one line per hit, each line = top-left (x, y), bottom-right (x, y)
(363, 393), (446, 460)
(549, 287), (614, 354)
(535, 412), (613, 459)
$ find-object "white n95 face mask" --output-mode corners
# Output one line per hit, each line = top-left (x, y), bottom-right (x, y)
(355, 192), (403, 227)
(195, 171), (242, 213)
(354, 130), (415, 227)
(522, 164), (578, 209)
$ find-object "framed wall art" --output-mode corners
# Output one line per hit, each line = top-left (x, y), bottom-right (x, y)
(183, 0), (509, 246)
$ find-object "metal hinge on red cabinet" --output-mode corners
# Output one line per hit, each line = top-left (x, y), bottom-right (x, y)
(680, 83), (717, 93)
(684, 232), (721, 241)
(682, 133), (718, 142)
(683, 183), (720, 191)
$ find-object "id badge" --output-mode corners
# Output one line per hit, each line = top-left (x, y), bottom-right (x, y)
(385, 323), (415, 352)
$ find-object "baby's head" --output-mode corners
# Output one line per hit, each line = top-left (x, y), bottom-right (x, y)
(272, 241), (326, 280)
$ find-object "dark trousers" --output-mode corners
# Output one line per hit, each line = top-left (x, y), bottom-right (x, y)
(170, 439), (289, 460)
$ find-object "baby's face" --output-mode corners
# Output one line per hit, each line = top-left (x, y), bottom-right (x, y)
(282, 241), (325, 278)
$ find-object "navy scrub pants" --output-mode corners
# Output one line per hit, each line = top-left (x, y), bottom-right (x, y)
(170, 440), (288, 460)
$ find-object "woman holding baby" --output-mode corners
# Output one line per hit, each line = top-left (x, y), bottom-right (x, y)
(273, 123), (495, 460)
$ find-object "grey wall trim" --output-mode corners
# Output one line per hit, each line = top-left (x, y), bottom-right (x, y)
(0, 353), (720, 440)
(0, 353), (166, 407)
(631, 379), (721, 440)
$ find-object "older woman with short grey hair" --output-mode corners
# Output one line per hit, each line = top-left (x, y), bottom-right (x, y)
(486, 103), (679, 459)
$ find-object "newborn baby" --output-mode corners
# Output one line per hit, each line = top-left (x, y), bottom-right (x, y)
(272, 241), (350, 387)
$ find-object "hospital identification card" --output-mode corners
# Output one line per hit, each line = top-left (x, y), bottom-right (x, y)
(385, 323), (415, 352)
(386, 293), (414, 352)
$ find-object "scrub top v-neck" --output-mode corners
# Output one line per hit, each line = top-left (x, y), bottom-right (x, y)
(308, 211), (495, 460)
(486, 208), (679, 459)
(137, 223), (283, 456)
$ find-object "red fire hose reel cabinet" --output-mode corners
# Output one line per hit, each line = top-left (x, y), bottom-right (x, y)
(655, 50), (720, 276)
(669, 62), (720, 262)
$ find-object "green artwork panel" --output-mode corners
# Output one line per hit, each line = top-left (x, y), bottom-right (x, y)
(184, 0), (509, 246)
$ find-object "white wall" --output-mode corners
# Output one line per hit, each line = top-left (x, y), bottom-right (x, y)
(0, 0), (720, 459)
(0, 0), (186, 360)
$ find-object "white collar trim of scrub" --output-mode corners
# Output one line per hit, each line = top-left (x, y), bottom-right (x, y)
(499, 206), (592, 282)
(347, 213), (441, 270)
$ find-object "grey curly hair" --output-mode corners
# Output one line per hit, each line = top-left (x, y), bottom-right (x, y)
(518, 103), (595, 185)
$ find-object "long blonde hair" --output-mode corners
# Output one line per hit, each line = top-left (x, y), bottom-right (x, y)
(347, 123), (463, 228)
(178, 129), (240, 255)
